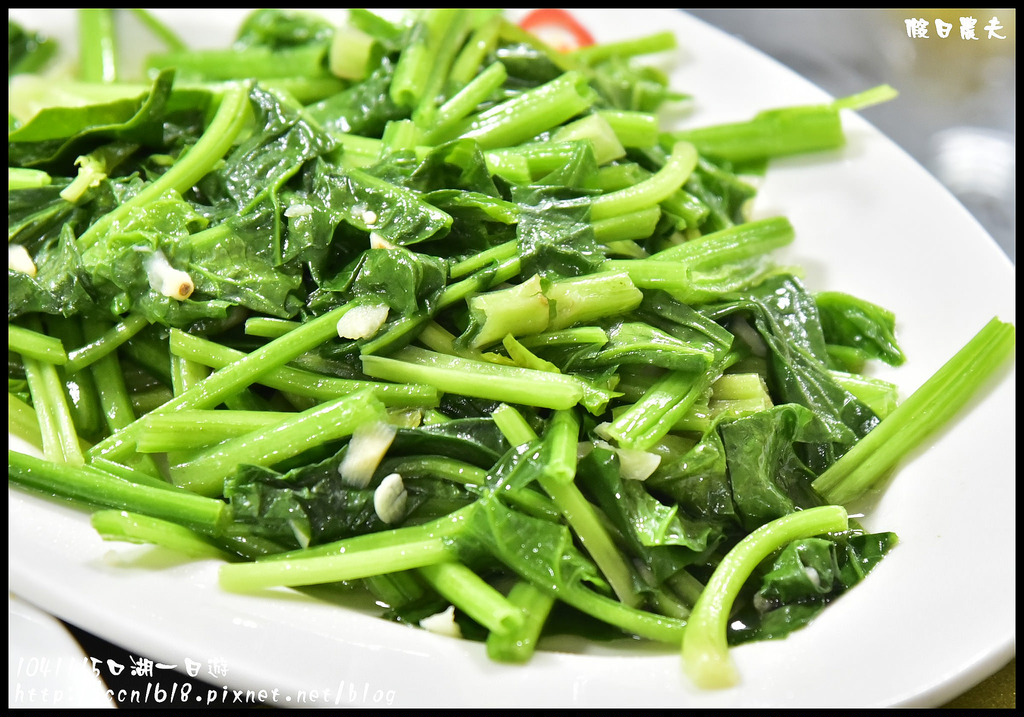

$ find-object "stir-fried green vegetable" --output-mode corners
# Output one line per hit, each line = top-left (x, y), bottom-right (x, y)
(7, 8), (1015, 691)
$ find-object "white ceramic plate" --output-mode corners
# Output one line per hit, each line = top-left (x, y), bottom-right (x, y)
(8, 8), (1015, 709)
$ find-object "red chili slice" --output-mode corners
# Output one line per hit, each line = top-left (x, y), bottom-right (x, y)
(519, 8), (596, 51)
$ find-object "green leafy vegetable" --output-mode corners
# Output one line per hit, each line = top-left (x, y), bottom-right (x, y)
(7, 8), (1014, 695)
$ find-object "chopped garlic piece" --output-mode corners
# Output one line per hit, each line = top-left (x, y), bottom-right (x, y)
(373, 472), (408, 525)
(8, 244), (37, 276)
(594, 439), (661, 481)
(419, 605), (462, 639)
(337, 303), (389, 340)
(804, 566), (822, 590)
(284, 203), (313, 218)
(369, 232), (394, 250)
(144, 250), (194, 300)
(338, 420), (397, 488)
(361, 209), (379, 226)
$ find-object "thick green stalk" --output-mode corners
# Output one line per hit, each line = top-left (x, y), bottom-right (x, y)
(168, 328), (440, 407)
(9, 449), (226, 532)
(8, 167), (52, 189)
(424, 60), (507, 143)
(9, 324), (67, 365)
(453, 71), (596, 150)
(135, 410), (286, 453)
(169, 389), (386, 496)
(605, 359), (726, 451)
(812, 318), (1015, 505)
(23, 354), (84, 466)
(682, 505), (849, 689)
(485, 580), (556, 663)
(361, 347), (587, 410)
(46, 318), (105, 442)
(666, 104), (846, 163)
(219, 539), (453, 592)
(390, 9), (461, 108)
(496, 407), (640, 608)
(569, 30), (677, 64)
(78, 9), (118, 83)
(65, 314), (150, 374)
(596, 109), (661, 148)
(653, 216), (794, 265)
(593, 206), (662, 245)
(87, 303), (354, 461)
(590, 140), (698, 221)
(446, 13), (502, 91)
(417, 561), (525, 636)
(9, 393), (44, 453)
(91, 510), (227, 560)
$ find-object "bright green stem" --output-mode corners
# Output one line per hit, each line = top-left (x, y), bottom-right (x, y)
(86, 303), (353, 461)
(9, 393), (44, 453)
(9, 167), (52, 189)
(539, 409), (580, 484)
(23, 353), (84, 466)
(549, 271), (645, 330)
(46, 318), (105, 442)
(411, 10), (474, 127)
(590, 140), (698, 221)
(455, 70), (595, 150)
(219, 539), (453, 592)
(361, 347), (586, 410)
(425, 60), (507, 143)
(516, 327), (609, 351)
(539, 469), (641, 608)
(812, 317), (1016, 505)
(606, 361), (725, 451)
(384, 455), (488, 486)
(485, 580), (556, 663)
(91, 510), (227, 560)
(552, 113), (626, 163)
(446, 13), (502, 91)
(559, 582), (686, 644)
(77, 82), (250, 251)
(495, 407), (640, 608)
(8, 449), (226, 532)
(82, 319), (161, 477)
(831, 84), (899, 112)
(448, 239), (519, 279)
(667, 104), (846, 163)
(390, 9), (460, 108)
(135, 410), (286, 453)
(593, 206), (662, 245)
(569, 30), (677, 64)
(170, 353), (210, 396)
(417, 561), (525, 636)
(244, 317), (300, 339)
(78, 9), (117, 82)
(328, 25), (380, 80)
(648, 216), (795, 268)
(168, 328), (439, 408)
(596, 109), (661, 148)
(682, 505), (849, 689)
(65, 314), (149, 374)
(169, 389), (386, 497)
(9, 324), (68, 365)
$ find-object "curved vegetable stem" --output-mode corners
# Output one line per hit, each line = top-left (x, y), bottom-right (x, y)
(77, 82), (251, 250)
(681, 505), (849, 690)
